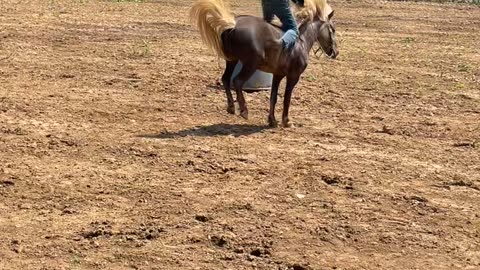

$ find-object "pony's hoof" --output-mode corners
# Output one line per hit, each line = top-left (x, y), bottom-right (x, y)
(227, 106), (235, 115)
(240, 110), (249, 120)
(282, 121), (293, 128)
(268, 118), (278, 128)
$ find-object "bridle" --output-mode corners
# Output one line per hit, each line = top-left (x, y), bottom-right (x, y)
(314, 21), (338, 59)
(314, 45), (324, 58)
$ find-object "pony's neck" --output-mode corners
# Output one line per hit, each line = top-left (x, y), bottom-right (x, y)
(299, 20), (320, 53)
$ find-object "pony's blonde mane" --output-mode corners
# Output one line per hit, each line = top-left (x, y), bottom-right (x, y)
(189, 0), (236, 60)
(295, 0), (332, 22)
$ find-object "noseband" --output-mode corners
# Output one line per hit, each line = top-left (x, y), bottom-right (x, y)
(314, 45), (324, 58)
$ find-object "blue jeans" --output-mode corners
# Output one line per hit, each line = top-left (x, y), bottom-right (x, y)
(262, 0), (299, 49)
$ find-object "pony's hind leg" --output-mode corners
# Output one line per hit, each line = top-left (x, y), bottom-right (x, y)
(232, 63), (257, 119)
(222, 60), (238, 114)
(268, 75), (284, 127)
(282, 75), (300, 127)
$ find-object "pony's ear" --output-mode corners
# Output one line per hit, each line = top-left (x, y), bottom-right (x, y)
(328, 10), (334, 20)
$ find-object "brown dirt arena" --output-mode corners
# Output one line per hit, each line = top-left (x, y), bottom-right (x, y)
(0, 0), (479, 269)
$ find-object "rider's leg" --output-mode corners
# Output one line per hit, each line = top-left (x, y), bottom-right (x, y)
(272, 0), (300, 50)
(262, 0), (274, 23)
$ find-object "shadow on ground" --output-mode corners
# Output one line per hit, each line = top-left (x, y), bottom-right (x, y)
(138, 123), (271, 139)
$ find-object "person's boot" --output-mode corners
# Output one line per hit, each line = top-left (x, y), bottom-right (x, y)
(280, 29), (298, 51)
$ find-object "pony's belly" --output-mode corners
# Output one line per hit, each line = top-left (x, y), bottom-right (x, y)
(259, 60), (288, 76)
(258, 64), (277, 74)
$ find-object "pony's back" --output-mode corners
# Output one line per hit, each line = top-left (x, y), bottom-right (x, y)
(220, 15), (284, 61)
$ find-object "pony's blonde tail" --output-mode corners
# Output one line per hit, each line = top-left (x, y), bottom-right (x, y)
(189, 0), (236, 60)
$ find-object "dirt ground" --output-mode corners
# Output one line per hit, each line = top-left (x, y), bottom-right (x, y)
(0, 0), (479, 269)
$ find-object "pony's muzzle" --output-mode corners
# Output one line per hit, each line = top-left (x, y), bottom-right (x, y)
(328, 48), (339, 59)
(331, 49), (339, 59)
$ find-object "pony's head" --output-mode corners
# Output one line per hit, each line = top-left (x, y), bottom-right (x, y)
(297, 0), (339, 59)
(317, 9), (338, 59)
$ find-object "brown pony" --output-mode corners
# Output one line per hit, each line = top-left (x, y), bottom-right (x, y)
(190, 0), (338, 127)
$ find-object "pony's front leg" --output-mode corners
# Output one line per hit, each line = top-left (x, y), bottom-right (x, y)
(232, 63), (257, 119)
(222, 60), (238, 114)
(268, 75), (284, 127)
(282, 75), (300, 127)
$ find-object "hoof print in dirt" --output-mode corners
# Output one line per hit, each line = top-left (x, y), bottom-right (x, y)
(0, 180), (15, 187)
(10, 240), (22, 253)
(444, 180), (479, 191)
(452, 141), (476, 148)
(406, 195), (428, 203)
(288, 263), (311, 270)
(80, 221), (113, 239)
(81, 228), (113, 239)
(1, 127), (27, 135)
(249, 247), (271, 257)
(233, 247), (244, 254)
(121, 224), (165, 241)
(188, 235), (203, 244)
(321, 173), (354, 189)
(321, 174), (341, 185)
(222, 253), (235, 261)
(195, 214), (210, 222)
(209, 235), (228, 247)
(62, 208), (75, 215)
(377, 125), (395, 135)
(140, 227), (165, 240)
